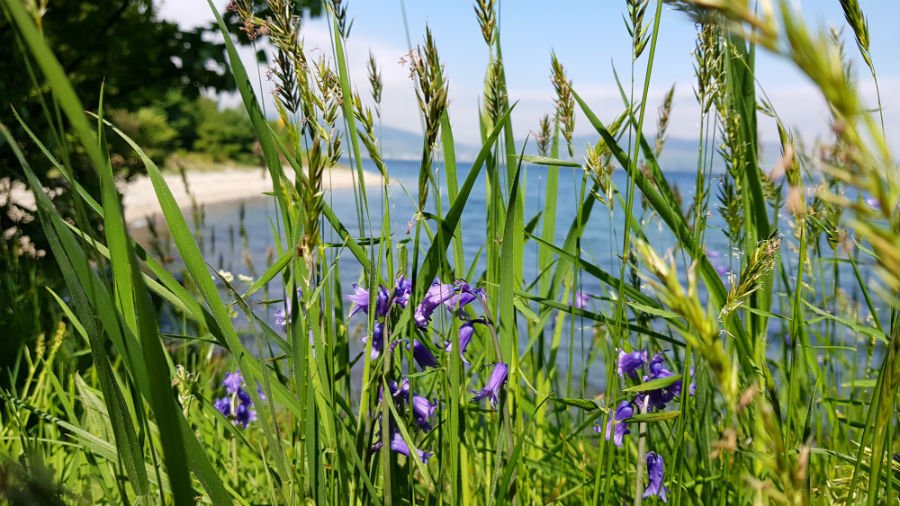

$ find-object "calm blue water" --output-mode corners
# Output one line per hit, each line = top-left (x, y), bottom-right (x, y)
(160, 158), (879, 390)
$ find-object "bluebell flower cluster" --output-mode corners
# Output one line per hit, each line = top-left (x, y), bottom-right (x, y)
(350, 276), (504, 463)
(596, 350), (692, 448)
(214, 370), (261, 429)
(595, 350), (688, 502)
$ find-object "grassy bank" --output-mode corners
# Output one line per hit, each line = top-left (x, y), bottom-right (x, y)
(1, 0), (898, 505)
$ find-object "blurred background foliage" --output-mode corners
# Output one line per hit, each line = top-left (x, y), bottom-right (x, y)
(0, 0), (322, 385)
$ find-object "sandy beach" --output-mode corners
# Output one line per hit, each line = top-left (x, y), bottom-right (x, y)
(4, 165), (380, 228)
(121, 165), (379, 226)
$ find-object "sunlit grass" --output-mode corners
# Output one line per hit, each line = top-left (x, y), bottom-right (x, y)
(1, 0), (898, 504)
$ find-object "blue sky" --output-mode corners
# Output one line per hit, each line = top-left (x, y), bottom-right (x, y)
(159, 0), (899, 150)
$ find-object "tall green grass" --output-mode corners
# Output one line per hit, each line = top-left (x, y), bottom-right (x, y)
(1, 0), (898, 504)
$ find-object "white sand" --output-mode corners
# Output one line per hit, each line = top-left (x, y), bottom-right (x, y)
(121, 166), (379, 226)
(3, 166), (380, 228)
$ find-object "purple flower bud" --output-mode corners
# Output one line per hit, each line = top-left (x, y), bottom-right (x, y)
(412, 339), (438, 369)
(214, 397), (231, 417)
(389, 431), (432, 463)
(393, 276), (412, 308)
(414, 280), (455, 327)
(574, 290), (591, 309)
(391, 378), (410, 400)
(412, 395), (438, 431)
(364, 322), (385, 360)
(472, 362), (509, 409)
(617, 350), (648, 378)
(598, 399), (633, 447)
(274, 289), (302, 331)
(234, 402), (257, 428)
(378, 378), (411, 404)
(643, 452), (669, 502)
(445, 319), (482, 364)
(274, 304), (289, 332)
(222, 371), (244, 395)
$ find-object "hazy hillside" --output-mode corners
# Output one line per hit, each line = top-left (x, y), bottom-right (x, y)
(368, 126), (779, 172)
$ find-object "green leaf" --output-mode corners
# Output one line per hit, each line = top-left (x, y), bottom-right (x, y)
(622, 374), (683, 393)
(551, 397), (600, 411)
(629, 410), (681, 423)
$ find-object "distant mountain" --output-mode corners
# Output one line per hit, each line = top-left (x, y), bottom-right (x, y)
(362, 125), (780, 172)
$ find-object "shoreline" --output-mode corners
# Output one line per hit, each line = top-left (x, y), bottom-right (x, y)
(122, 165), (380, 227)
(5, 165), (380, 229)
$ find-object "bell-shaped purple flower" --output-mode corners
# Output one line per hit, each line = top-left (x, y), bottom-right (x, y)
(214, 397), (231, 416)
(363, 322), (385, 359)
(348, 283), (391, 318)
(393, 275), (412, 308)
(274, 304), (289, 331)
(274, 289), (302, 331)
(443, 281), (485, 316)
(412, 395), (438, 431)
(222, 371), (244, 395)
(643, 452), (669, 502)
(597, 399), (634, 447)
(472, 362), (509, 409)
(215, 370), (257, 429)
(618, 350), (648, 378)
(445, 319), (482, 364)
(234, 402), (257, 428)
(414, 280), (455, 327)
(412, 339), (438, 369)
(574, 290), (591, 309)
(377, 377), (411, 404)
(390, 378), (410, 400)
(643, 352), (690, 411)
(389, 431), (432, 463)
(347, 283), (370, 317)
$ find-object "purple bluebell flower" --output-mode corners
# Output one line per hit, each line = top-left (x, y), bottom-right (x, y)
(389, 431), (432, 463)
(445, 319), (482, 364)
(414, 280), (455, 327)
(644, 353), (679, 411)
(215, 370), (257, 428)
(274, 289), (302, 331)
(222, 371), (244, 395)
(865, 196), (880, 209)
(443, 281), (486, 316)
(574, 290), (591, 309)
(598, 399), (634, 447)
(390, 378), (410, 400)
(714, 263), (730, 277)
(617, 350), (648, 378)
(363, 322), (385, 359)
(412, 339), (438, 369)
(472, 362), (509, 409)
(393, 276), (412, 308)
(274, 304), (289, 331)
(378, 378), (411, 404)
(348, 284), (391, 318)
(214, 397), (231, 416)
(412, 395), (438, 431)
(347, 284), (370, 317)
(643, 452), (669, 502)
(234, 402), (257, 428)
